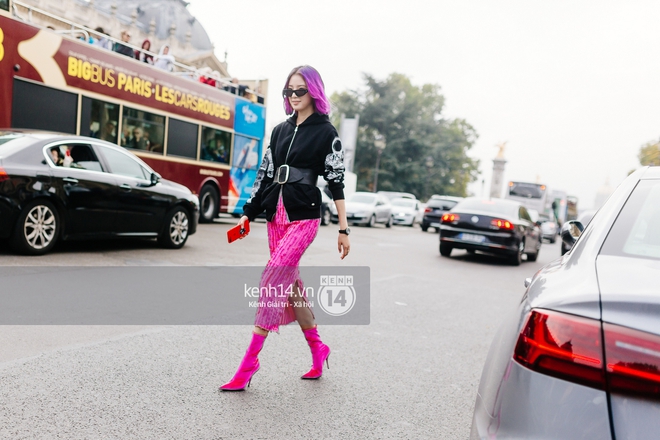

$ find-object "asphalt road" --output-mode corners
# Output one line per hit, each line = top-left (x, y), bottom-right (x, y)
(0, 217), (561, 439)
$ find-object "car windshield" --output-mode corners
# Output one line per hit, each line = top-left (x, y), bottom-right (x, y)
(427, 200), (458, 210)
(601, 180), (660, 260)
(508, 183), (544, 198)
(391, 199), (415, 208)
(454, 198), (519, 217)
(349, 194), (376, 204)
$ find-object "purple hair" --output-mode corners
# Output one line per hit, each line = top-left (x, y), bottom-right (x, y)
(283, 65), (331, 115)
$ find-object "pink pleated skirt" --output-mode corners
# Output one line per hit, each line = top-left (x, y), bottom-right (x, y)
(254, 196), (321, 332)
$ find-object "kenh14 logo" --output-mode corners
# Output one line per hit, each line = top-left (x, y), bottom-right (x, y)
(317, 275), (356, 316)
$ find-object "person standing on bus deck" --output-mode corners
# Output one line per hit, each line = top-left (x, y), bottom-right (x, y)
(113, 31), (134, 58)
(154, 45), (175, 72)
(219, 65), (350, 391)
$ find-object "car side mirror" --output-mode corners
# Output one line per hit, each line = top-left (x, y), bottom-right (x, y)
(150, 172), (161, 186)
(561, 220), (584, 248)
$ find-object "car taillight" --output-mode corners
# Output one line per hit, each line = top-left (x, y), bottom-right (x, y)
(424, 207), (432, 213)
(441, 213), (459, 223)
(513, 309), (605, 390)
(604, 323), (660, 398)
(0, 167), (8, 182)
(514, 309), (660, 400)
(491, 219), (514, 230)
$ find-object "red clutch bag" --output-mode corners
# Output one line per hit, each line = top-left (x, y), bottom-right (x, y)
(227, 220), (250, 243)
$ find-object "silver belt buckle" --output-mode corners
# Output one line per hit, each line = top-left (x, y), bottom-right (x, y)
(276, 165), (290, 184)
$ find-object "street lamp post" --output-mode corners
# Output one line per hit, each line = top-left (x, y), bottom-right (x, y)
(425, 156), (434, 199)
(373, 133), (386, 192)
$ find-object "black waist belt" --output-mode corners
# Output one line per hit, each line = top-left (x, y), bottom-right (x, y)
(275, 165), (317, 185)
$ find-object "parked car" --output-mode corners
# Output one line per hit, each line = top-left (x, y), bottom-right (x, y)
(0, 131), (199, 255)
(421, 196), (463, 232)
(377, 191), (416, 201)
(529, 209), (558, 243)
(439, 197), (542, 265)
(331, 192), (392, 227)
(320, 190), (333, 226)
(390, 197), (422, 226)
(470, 166), (660, 439)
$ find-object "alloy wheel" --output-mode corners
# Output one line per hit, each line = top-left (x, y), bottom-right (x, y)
(169, 211), (189, 245)
(23, 205), (57, 250)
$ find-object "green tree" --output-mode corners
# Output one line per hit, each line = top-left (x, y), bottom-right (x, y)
(639, 140), (660, 166)
(331, 73), (479, 199)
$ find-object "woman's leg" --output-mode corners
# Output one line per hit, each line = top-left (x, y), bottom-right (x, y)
(289, 280), (315, 329)
(219, 330), (266, 391)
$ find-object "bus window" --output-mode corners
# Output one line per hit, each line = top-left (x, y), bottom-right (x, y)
(81, 97), (119, 144)
(12, 79), (77, 134)
(232, 135), (260, 170)
(121, 107), (165, 154)
(167, 118), (198, 159)
(201, 127), (231, 164)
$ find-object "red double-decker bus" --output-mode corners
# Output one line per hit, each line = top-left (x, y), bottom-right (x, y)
(0, 1), (267, 222)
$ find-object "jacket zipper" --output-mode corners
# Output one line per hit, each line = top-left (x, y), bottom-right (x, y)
(284, 125), (298, 164)
(277, 126), (299, 212)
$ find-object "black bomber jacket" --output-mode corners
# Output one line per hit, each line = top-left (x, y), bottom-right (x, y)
(242, 112), (345, 222)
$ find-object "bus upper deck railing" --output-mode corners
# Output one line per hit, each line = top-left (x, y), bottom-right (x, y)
(11, 0), (266, 103)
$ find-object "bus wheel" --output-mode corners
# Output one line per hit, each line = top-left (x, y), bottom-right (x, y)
(198, 185), (219, 223)
(158, 206), (190, 249)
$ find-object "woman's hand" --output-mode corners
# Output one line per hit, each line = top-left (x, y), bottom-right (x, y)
(238, 215), (249, 239)
(338, 234), (350, 259)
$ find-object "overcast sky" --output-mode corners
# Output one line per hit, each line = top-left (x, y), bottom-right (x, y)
(188, 0), (660, 210)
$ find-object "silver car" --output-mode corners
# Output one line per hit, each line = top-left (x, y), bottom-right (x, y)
(331, 192), (392, 227)
(390, 198), (422, 226)
(471, 166), (660, 439)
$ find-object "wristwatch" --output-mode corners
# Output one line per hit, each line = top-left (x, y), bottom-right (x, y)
(338, 228), (351, 236)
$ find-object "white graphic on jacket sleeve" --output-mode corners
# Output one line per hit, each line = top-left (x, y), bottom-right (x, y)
(324, 137), (345, 183)
(248, 147), (274, 202)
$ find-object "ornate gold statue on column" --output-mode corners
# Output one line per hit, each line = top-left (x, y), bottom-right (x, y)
(495, 141), (507, 159)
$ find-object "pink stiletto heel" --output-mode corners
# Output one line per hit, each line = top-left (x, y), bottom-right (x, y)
(301, 326), (330, 380)
(220, 333), (265, 391)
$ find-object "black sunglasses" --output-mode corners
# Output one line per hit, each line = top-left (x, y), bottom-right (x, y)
(282, 88), (309, 98)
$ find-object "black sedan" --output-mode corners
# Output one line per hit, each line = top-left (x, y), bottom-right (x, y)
(421, 195), (463, 232)
(439, 197), (541, 265)
(0, 131), (199, 255)
(470, 167), (660, 439)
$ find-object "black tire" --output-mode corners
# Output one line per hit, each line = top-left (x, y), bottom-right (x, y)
(158, 206), (191, 249)
(527, 239), (542, 262)
(321, 207), (331, 226)
(10, 199), (60, 255)
(198, 185), (219, 224)
(421, 223), (429, 232)
(510, 240), (524, 266)
(466, 249), (476, 254)
(385, 215), (393, 228)
(439, 244), (452, 257)
(368, 215), (376, 228)
(549, 237), (556, 244)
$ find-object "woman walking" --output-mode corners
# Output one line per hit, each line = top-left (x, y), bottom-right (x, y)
(220, 65), (350, 391)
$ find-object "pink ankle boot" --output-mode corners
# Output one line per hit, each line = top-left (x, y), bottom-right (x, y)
(301, 327), (330, 380)
(220, 332), (266, 391)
